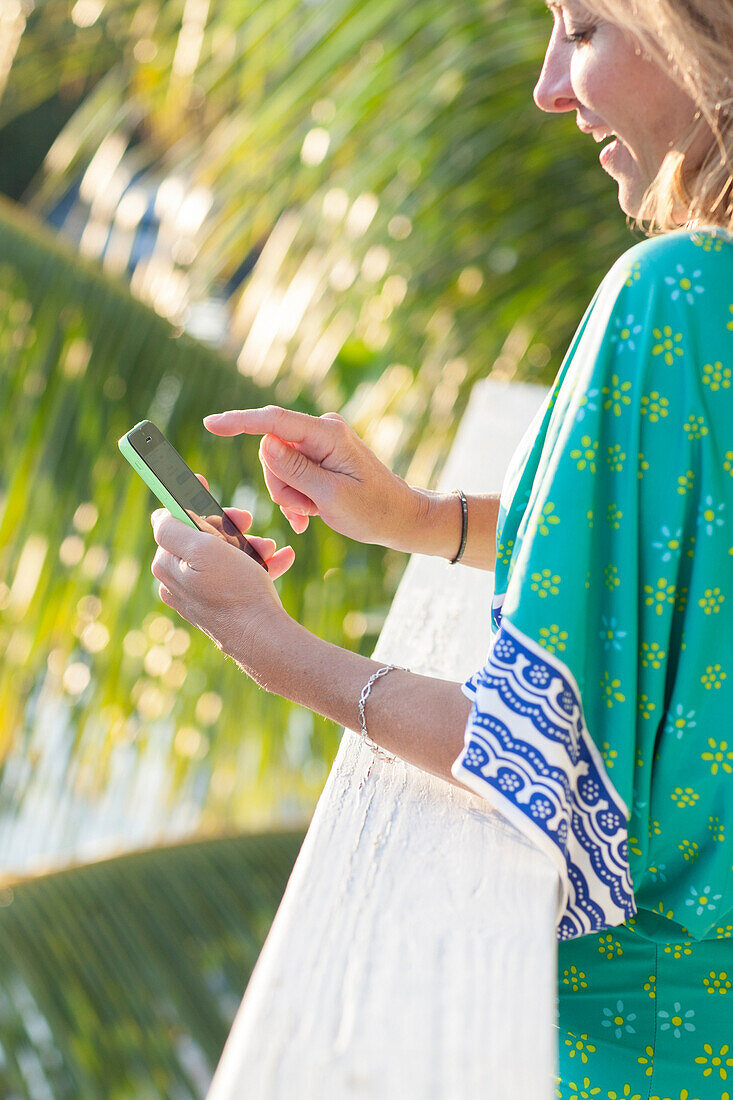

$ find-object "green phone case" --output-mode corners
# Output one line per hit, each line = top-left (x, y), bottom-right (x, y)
(118, 422), (199, 529)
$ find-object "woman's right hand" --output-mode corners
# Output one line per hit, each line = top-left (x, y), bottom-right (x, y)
(203, 406), (426, 552)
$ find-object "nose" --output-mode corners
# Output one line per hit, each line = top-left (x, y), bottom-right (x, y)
(533, 26), (577, 113)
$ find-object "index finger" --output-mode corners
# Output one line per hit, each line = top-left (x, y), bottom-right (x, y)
(204, 406), (336, 460)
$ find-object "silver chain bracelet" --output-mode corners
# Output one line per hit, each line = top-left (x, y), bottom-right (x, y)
(356, 664), (407, 762)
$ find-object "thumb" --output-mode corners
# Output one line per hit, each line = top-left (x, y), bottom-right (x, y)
(260, 434), (328, 499)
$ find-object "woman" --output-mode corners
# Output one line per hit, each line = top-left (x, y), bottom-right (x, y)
(151, 0), (733, 1094)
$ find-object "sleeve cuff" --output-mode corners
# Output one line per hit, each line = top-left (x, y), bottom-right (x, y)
(453, 618), (636, 941)
(461, 677), (478, 700)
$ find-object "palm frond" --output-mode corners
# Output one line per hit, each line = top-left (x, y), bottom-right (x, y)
(0, 0), (637, 866)
(0, 197), (386, 874)
(0, 829), (304, 1099)
(7, 0), (633, 482)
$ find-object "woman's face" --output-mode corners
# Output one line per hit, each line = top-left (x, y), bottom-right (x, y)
(533, 0), (707, 217)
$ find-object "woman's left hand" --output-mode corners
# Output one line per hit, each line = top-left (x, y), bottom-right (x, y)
(150, 475), (295, 665)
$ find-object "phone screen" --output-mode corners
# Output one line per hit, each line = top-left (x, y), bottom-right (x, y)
(128, 422), (267, 568)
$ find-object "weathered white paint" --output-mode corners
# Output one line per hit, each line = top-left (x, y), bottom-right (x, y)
(207, 379), (560, 1100)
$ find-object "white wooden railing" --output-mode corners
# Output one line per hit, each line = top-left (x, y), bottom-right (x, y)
(207, 380), (560, 1100)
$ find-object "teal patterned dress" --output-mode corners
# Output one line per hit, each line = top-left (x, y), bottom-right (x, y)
(451, 227), (733, 1098)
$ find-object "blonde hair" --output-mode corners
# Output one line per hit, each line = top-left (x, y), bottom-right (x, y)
(587, 0), (733, 235)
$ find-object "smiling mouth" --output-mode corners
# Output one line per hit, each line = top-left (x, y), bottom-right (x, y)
(600, 137), (619, 161)
(578, 121), (637, 172)
(582, 127), (630, 162)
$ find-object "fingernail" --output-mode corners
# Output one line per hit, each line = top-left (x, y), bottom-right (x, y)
(265, 435), (286, 457)
(203, 413), (223, 425)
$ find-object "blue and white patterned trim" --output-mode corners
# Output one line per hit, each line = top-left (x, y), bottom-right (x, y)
(453, 617), (636, 940)
(462, 592), (507, 699)
(491, 591), (506, 635)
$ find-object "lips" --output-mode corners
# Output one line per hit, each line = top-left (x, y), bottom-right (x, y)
(599, 136), (631, 173)
(600, 138), (619, 165)
(577, 119), (632, 172)
(577, 122), (618, 143)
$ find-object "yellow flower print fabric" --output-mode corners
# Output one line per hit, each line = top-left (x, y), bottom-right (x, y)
(557, 921), (733, 1099)
(453, 228), (733, 946)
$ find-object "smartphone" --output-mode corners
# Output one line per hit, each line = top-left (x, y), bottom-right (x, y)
(118, 420), (268, 570)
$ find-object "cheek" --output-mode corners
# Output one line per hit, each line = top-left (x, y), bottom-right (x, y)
(570, 27), (647, 130)
(570, 49), (623, 120)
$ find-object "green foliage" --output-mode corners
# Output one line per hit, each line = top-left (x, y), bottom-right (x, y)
(6, 0), (635, 482)
(0, 0), (645, 1090)
(0, 0), (641, 884)
(0, 830), (305, 1099)
(0, 94), (83, 201)
(0, 0), (639, 867)
(0, 197), (393, 858)
(0, 0), (641, 863)
(0, 0), (132, 131)
(0, 0), (638, 858)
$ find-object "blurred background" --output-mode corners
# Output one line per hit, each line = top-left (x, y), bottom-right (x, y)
(0, 0), (634, 1095)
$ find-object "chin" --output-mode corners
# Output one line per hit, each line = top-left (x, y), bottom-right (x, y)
(615, 178), (644, 219)
(618, 195), (639, 218)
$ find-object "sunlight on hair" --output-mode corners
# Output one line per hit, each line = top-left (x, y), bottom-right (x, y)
(587, 0), (733, 233)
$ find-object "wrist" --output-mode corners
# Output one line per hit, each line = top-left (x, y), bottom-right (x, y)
(234, 612), (377, 733)
(227, 607), (300, 689)
(408, 488), (464, 559)
(376, 481), (430, 554)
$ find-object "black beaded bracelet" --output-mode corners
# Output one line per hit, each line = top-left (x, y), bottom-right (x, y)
(449, 489), (468, 564)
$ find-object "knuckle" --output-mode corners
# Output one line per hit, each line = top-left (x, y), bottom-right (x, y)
(335, 418), (352, 442)
(152, 550), (169, 580)
(288, 448), (310, 480)
(321, 412), (348, 433)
